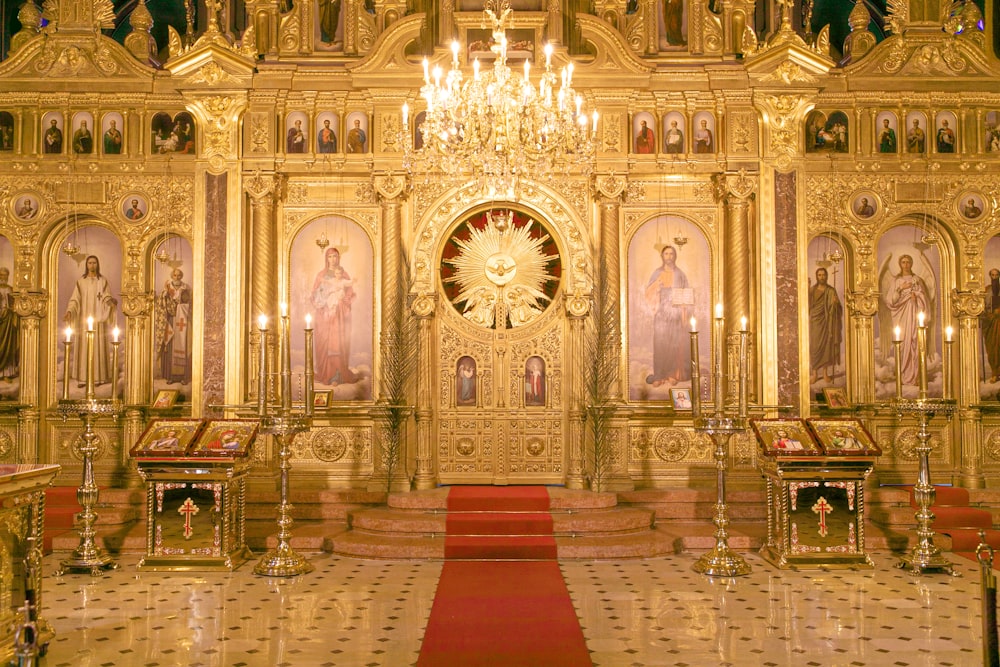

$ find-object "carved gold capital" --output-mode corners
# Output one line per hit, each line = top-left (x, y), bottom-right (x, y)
(565, 292), (591, 318)
(244, 169), (282, 203)
(12, 290), (47, 319)
(373, 172), (408, 201)
(121, 289), (154, 318)
(410, 293), (437, 318)
(594, 174), (626, 200)
(753, 93), (813, 169)
(713, 168), (756, 203)
(952, 289), (985, 319)
(846, 288), (880, 317)
(186, 93), (249, 161)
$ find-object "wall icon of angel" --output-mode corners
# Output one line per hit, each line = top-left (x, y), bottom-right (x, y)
(875, 225), (941, 399)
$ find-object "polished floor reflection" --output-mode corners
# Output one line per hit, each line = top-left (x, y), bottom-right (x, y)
(40, 551), (987, 666)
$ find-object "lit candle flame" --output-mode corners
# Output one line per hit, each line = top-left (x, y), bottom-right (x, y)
(715, 303), (723, 320)
(917, 311), (925, 327)
(946, 326), (953, 341)
(65, 326), (72, 343)
(740, 316), (747, 331)
(258, 315), (268, 331)
(894, 325), (901, 341)
(402, 103), (408, 126)
(305, 314), (313, 330)
(690, 317), (697, 333)
(87, 316), (94, 332)
(280, 302), (288, 318)
(112, 326), (120, 343)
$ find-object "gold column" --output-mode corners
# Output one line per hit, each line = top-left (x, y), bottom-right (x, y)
(953, 289), (986, 488)
(714, 170), (756, 399)
(411, 294), (437, 490)
(845, 288), (879, 406)
(593, 174), (631, 491)
(595, 174), (624, 400)
(119, 288), (153, 486)
(565, 293), (590, 490)
(13, 292), (45, 463)
(245, 171), (281, 323)
(374, 173), (409, 491)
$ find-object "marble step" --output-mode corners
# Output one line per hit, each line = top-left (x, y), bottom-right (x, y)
(345, 506), (656, 537)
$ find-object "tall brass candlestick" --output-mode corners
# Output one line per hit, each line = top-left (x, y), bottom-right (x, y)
(893, 326), (903, 400)
(738, 316), (748, 419)
(304, 314), (314, 418)
(62, 328), (72, 401)
(258, 316), (268, 416)
(713, 304), (724, 416)
(916, 312), (928, 400)
(110, 327), (120, 400)
(85, 317), (95, 401)
(944, 326), (954, 400)
(689, 317), (701, 418)
(280, 304), (292, 412)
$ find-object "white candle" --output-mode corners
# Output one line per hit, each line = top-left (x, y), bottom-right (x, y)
(62, 329), (72, 401)
(544, 43), (552, 68)
(689, 321), (701, 418)
(65, 326), (72, 343)
(592, 111), (599, 134)
(422, 58), (429, 84)
(304, 315), (315, 418)
(112, 326), (120, 343)
(893, 325), (903, 399)
(944, 326), (954, 400)
(87, 316), (94, 332)
(258, 315), (268, 415)
(713, 303), (724, 416)
(916, 313), (928, 400)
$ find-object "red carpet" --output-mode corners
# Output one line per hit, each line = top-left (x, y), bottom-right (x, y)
(417, 486), (592, 666)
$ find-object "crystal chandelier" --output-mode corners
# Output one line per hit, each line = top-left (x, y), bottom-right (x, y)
(402, 0), (598, 197)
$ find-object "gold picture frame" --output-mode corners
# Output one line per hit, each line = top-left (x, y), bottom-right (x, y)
(806, 419), (881, 456)
(670, 387), (693, 411)
(131, 419), (204, 457)
(822, 387), (849, 409)
(151, 389), (179, 409)
(750, 418), (822, 456)
(189, 420), (258, 457)
(312, 390), (331, 408)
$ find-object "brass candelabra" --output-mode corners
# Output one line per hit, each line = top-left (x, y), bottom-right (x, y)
(252, 308), (315, 577)
(56, 321), (122, 576)
(891, 314), (957, 575)
(690, 307), (752, 577)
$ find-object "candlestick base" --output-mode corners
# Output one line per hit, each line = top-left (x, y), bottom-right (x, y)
(253, 543), (315, 578)
(692, 542), (752, 577)
(58, 549), (119, 577)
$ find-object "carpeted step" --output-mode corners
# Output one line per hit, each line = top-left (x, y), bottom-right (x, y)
(446, 512), (553, 536)
(444, 535), (558, 560)
(931, 506), (993, 531)
(446, 486), (550, 512)
(941, 528), (1000, 552)
(906, 485), (970, 507)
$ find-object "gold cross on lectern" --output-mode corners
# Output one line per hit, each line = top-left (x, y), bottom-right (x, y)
(178, 497), (200, 539)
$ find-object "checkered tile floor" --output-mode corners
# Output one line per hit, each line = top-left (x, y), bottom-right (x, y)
(37, 551), (990, 666)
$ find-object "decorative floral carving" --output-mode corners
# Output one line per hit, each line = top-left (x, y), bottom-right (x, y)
(653, 428), (689, 462)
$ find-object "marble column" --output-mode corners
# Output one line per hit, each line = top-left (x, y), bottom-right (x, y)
(411, 294), (437, 490)
(953, 290), (986, 488)
(13, 292), (45, 463)
(773, 171), (798, 408)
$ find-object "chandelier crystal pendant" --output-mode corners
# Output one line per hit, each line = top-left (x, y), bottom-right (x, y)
(402, 0), (598, 197)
